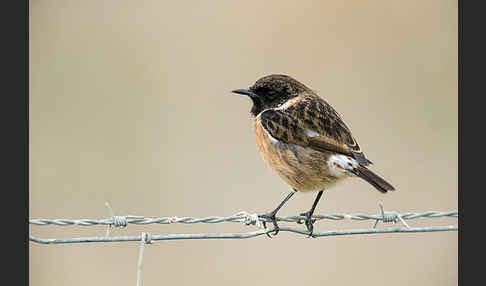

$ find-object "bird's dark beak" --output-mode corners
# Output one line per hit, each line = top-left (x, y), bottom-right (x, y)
(232, 88), (257, 98)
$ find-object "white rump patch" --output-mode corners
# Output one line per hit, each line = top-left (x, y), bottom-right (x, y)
(327, 154), (358, 177)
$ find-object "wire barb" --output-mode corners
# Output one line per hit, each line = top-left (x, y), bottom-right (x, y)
(30, 203), (457, 245)
(29, 203), (457, 286)
(372, 202), (410, 229)
(30, 210), (457, 227)
(104, 202), (144, 237)
(105, 202), (129, 237)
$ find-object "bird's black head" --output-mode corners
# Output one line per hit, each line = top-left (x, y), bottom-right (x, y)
(232, 74), (310, 116)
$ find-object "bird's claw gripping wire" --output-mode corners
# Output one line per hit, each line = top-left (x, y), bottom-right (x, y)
(298, 211), (318, 238)
(258, 212), (280, 238)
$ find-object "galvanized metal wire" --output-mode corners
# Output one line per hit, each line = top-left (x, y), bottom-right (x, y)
(29, 202), (458, 244)
(29, 210), (458, 228)
(28, 211), (458, 226)
(29, 225), (458, 244)
(29, 202), (458, 286)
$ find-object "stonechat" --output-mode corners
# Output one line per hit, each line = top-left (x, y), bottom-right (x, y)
(232, 74), (395, 237)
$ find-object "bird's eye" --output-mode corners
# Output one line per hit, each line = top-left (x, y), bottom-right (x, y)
(254, 86), (279, 100)
(266, 90), (277, 99)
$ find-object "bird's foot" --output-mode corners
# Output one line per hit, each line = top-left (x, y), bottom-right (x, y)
(298, 211), (317, 238)
(258, 211), (280, 238)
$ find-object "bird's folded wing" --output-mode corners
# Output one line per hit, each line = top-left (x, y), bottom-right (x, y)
(259, 98), (372, 166)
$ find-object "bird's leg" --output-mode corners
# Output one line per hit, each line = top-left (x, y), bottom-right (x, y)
(259, 190), (296, 237)
(299, 190), (324, 237)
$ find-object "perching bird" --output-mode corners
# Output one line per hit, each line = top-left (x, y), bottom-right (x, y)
(232, 74), (395, 237)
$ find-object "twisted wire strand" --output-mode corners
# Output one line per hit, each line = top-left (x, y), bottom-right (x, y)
(30, 203), (458, 245)
(29, 204), (458, 286)
(29, 210), (458, 227)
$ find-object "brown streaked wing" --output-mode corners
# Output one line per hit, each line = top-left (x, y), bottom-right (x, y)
(259, 109), (355, 159)
(259, 96), (372, 166)
(288, 95), (372, 166)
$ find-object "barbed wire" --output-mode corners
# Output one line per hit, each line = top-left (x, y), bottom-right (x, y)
(29, 211), (458, 226)
(29, 202), (458, 286)
(29, 202), (458, 244)
(29, 209), (457, 228)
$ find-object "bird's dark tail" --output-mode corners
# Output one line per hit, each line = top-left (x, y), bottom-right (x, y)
(355, 165), (395, 193)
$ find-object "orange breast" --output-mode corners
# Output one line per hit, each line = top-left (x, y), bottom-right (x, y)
(253, 117), (273, 163)
(253, 117), (286, 171)
(252, 116), (345, 192)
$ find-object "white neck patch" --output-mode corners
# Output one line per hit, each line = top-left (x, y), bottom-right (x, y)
(274, 96), (301, 111)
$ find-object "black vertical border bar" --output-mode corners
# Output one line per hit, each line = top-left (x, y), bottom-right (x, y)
(25, 0), (29, 283)
(457, 0), (462, 284)
(458, 0), (485, 284)
(1, 0), (29, 283)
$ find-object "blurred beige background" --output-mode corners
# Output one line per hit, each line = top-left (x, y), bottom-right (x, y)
(29, 0), (457, 285)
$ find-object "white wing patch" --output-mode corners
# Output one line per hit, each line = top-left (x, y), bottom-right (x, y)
(327, 154), (358, 177)
(304, 129), (320, 137)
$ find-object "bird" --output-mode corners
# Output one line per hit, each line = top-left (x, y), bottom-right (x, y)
(232, 74), (395, 237)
